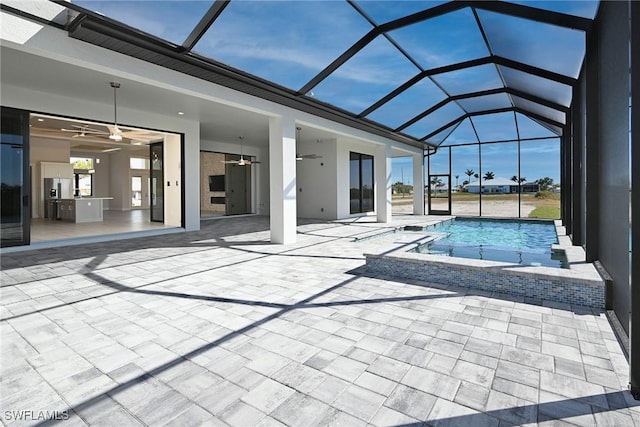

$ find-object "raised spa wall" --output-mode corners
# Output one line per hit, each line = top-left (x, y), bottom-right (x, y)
(364, 220), (606, 309)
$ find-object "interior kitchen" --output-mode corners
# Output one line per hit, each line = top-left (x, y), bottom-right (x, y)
(42, 161), (112, 223)
(28, 113), (181, 243)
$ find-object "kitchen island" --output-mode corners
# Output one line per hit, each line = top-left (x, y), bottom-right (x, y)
(52, 197), (113, 223)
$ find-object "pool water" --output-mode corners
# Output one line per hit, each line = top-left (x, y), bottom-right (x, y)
(413, 218), (568, 268)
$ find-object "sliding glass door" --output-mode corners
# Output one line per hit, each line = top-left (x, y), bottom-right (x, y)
(1, 107), (30, 247)
(150, 142), (163, 222)
(350, 152), (374, 214)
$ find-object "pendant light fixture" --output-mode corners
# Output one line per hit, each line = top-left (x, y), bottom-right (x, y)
(221, 136), (260, 166)
(109, 82), (123, 141)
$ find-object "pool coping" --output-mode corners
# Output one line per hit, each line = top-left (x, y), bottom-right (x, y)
(363, 218), (605, 308)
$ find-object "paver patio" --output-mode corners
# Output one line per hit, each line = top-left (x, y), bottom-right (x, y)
(1, 215), (638, 426)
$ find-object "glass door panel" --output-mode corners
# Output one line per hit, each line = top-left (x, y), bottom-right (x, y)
(131, 176), (142, 208)
(150, 142), (163, 222)
(349, 152), (374, 214)
(1, 108), (29, 247)
(428, 174), (452, 215)
(349, 152), (361, 214)
(361, 155), (374, 212)
(225, 159), (251, 215)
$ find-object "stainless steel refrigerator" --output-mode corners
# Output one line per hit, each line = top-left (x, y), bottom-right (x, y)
(43, 178), (72, 219)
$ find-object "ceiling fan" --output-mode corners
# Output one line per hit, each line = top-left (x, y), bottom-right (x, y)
(61, 125), (109, 138)
(221, 136), (260, 166)
(107, 82), (162, 144)
(296, 127), (322, 161)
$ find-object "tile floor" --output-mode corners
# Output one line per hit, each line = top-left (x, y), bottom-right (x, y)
(30, 210), (172, 242)
(1, 215), (638, 426)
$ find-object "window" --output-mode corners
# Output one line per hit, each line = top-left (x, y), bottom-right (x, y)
(130, 157), (149, 169)
(70, 157), (94, 196)
(350, 152), (374, 214)
(131, 176), (142, 207)
(75, 173), (92, 197)
(70, 157), (93, 169)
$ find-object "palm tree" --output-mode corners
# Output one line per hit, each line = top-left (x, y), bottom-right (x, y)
(483, 171), (495, 181)
(430, 176), (443, 194)
(465, 169), (475, 182)
(511, 175), (518, 183)
(455, 175), (459, 187)
(474, 173), (479, 181)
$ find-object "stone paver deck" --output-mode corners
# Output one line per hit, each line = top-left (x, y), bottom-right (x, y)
(1, 215), (638, 426)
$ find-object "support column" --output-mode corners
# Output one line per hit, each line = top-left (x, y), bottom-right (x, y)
(584, 28), (600, 262)
(269, 116), (297, 244)
(561, 128), (572, 234)
(630, 0), (640, 399)
(375, 143), (392, 223)
(571, 99), (584, 246)
(413, 152), (425, 215)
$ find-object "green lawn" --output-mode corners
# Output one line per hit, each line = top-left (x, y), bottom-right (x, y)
(528, 206), (561, 219)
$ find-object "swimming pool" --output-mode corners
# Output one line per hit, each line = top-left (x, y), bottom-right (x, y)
(412, 218), (568, 268)
(363, 218), (605, 308)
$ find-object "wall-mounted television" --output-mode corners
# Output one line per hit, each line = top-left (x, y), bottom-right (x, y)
(208, 175), (225, 192)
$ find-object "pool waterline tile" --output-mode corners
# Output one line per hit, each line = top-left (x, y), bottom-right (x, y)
(364, 218), (605, 309)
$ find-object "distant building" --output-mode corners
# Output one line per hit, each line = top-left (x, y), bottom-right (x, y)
(521, 182), (540, 193)
(464, 178), (539, 194)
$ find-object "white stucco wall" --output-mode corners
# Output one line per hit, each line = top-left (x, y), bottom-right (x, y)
(296, 138), (338, 220)
(164, 134), (182, 227)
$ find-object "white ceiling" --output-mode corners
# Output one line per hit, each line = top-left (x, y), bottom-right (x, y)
(1, 46), (274, 146)
(29, 113), (161, 154)
(1, 46), (407, 154)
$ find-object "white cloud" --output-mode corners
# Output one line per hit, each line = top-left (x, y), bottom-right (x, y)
(520, 144), (560, 155)
(209, 41), (331, 73)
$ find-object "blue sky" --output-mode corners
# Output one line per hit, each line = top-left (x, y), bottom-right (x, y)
(72, 0), (596, 185)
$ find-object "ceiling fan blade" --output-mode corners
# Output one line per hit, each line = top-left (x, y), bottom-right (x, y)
(71, 125), (108, 134)
(121, 130), (162, 142)
(221, 160), (261, 165)
(37, 127), (65, 132)
(299, 154), (322, 159)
